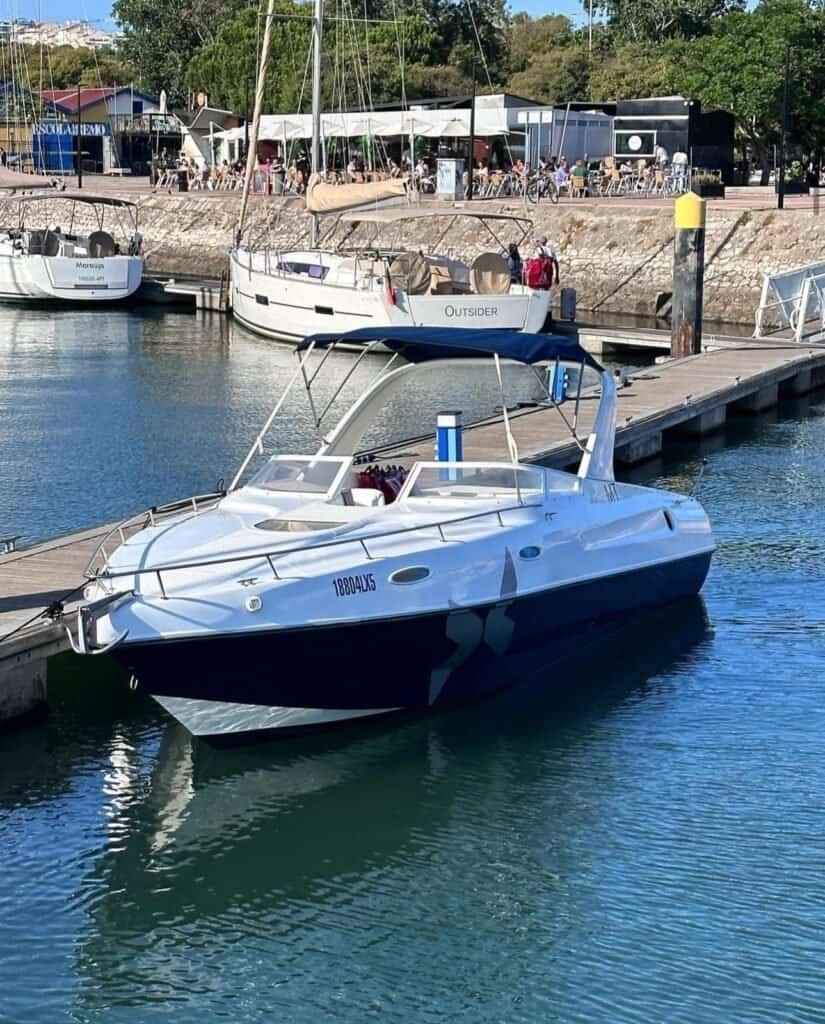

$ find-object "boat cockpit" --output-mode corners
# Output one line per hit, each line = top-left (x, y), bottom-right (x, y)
(220, 454), (547, 537)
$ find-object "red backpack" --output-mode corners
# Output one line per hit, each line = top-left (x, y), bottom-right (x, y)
(524, 256), (553, 290)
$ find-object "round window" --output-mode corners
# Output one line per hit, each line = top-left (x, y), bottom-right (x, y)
(628, 135), (643, 152)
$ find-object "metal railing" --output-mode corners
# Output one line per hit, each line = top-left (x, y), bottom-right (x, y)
(87, 500), (543, 599)
(754, 262), (825, 341)
(85, 490), (226, 578)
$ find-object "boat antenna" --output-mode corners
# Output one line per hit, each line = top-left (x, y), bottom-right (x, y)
(238, 0), (278, 243)
(309, 0), (324, 247)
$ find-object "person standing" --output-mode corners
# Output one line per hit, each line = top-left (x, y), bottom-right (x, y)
(534, 235), (559, 286)
(507, 242), (523, 283)
(672, 148), (688, 190)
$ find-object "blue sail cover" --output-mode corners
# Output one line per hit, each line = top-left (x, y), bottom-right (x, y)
(298, 326), (602, 369)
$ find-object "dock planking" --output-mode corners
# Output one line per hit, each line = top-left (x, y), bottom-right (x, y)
(2, 338), (825, 720)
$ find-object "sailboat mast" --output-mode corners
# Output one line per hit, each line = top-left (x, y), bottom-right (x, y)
(310, 0), (324, 247)
(237, 0), (277, 242)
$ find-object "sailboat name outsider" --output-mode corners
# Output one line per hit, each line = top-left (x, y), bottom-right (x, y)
(445, 304), (500, 318)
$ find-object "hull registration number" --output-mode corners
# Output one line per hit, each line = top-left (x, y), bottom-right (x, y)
(333, 573), (376, 597)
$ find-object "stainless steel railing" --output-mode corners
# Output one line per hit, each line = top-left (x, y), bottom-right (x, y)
(84, 490), (226, 579)
(87, 500), (543, 599)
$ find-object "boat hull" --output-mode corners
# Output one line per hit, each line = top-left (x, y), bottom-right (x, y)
(230, 251), (550, 341)
(0, 253), (143, 302)
(118, 550), (712, 738)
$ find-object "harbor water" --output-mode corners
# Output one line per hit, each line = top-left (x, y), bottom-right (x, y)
(1, 308), (824, 1022)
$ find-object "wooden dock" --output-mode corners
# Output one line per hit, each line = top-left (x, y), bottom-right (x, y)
(3, 338), (825, 726)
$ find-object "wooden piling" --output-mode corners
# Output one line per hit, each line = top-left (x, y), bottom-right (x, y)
(671, 193), (706, 359)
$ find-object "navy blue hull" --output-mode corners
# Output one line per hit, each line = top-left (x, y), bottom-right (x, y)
(118, 552), (712, 710)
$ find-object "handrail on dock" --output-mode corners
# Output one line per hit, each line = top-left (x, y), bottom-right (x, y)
(755, 262), (825, 342)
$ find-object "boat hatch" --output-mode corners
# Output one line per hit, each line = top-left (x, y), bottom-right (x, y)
(255, 519), (346, 532)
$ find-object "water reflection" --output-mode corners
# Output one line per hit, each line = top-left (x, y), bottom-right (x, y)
(63, 598), (710, 1019)
(0, 307), (548, 543)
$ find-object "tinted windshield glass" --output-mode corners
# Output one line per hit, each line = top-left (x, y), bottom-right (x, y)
(249, 458), (347, 495)
(406, 464), (543, 500)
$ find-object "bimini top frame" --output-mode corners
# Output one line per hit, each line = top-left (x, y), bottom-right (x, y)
(328, 203), (537, 257)
(231, 326), (616, 491)
(3, 193), (140, 234)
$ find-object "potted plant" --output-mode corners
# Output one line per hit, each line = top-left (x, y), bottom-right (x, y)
(691, 169), (725, 198)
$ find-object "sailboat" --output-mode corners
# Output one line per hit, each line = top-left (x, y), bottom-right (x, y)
(228, 0), (552, 343)
(0, 178), (143, 303)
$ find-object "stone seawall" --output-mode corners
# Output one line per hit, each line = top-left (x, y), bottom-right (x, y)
(3, 191), (824, 323)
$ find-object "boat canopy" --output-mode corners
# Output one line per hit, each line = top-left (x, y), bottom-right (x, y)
(338, 205), (535, 226)
(3, 192), (138, 208)
(298, 326), (603, 370)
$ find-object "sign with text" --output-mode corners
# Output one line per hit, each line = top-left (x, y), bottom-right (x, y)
(33, 122), (110, 137)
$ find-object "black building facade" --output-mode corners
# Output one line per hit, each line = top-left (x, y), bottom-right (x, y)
(613, 96), (735, 183)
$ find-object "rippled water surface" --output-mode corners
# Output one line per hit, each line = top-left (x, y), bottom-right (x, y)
(1, 309), (825, 1022)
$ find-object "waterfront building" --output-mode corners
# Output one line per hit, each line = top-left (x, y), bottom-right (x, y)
(516, 96), (735, 181)
(38, 87), (178, 175)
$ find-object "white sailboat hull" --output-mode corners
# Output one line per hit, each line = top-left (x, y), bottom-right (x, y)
(230, 249), (551, 341)
(0, 252), (143, 302)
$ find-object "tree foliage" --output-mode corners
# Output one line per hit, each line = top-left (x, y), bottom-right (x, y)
(8, 44), (135, 92)
(111, 0), (825, 163)
(114, 0), (245, 104)
(673, 0), (825, 165)
(590, 0), (745, 43)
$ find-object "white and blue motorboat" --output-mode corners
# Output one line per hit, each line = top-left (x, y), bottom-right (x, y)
(72, 327), (715, 740)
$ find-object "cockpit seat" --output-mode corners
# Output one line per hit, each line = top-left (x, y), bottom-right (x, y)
(340, 488), (385, 507)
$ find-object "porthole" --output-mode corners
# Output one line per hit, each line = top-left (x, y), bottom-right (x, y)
(389, 566), (430, 585)
(519, 545), (541, 560)
(663, 510), (675, 531)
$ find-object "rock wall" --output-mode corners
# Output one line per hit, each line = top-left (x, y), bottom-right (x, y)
(3, 190), (824, 323)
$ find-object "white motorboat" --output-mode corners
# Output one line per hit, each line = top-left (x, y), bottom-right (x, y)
(0, 194), (143, 303)
(71, 327), (715, 741)
(229, 0), (552, 342)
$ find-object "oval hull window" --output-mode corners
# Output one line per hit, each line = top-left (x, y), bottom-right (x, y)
(389, 566), (430, 585)
(519, 545), (541, 560)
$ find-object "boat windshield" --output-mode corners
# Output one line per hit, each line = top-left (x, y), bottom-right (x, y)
(248, 456), (351, 498)
(400, 462), (544, 502)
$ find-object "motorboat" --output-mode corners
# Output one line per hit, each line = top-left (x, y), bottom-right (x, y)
(70, 327), (715, 740)
(228, 0), (551, 341)
(230, 205), (552, 341)
(0, 193), (143, 302)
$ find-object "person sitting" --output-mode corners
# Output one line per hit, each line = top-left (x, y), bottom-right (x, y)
(571, 159), (589, 195)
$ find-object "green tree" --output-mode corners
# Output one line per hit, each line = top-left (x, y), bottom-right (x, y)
(588, 41), (678, 100)
(591, 0), (745, 42)
(508, 42), (591, 103)
(674, 0), (825, 177)
(508, 13), (573, 76)
(114, 0), (245, 104)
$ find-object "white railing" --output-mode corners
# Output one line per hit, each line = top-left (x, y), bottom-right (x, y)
(84, 490), (226, 579)
(754, 262), (825, 342)
(87, 501), (542, 599)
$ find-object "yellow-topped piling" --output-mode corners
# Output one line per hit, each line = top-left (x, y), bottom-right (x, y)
(674, 191), (706, 231)
(671, 191), (706, 358)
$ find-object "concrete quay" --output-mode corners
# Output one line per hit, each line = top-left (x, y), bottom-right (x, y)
(2, 338), (824, 730)
(4, 184), (825, 324)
